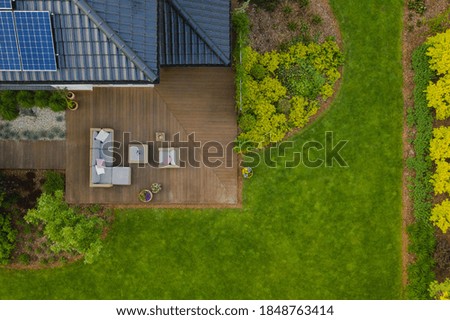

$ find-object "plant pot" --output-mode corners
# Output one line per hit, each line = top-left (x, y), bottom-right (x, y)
(150, 183), (162, 194)
(138, 189), (153, 203)
(66, 91), (76, 100)
(67, 100), (79, 111)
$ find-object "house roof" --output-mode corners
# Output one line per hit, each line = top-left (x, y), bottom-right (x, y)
(0, 0), (230, 85)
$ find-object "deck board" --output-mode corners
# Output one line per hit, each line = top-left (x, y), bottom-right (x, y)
(0, 141), (65, 169)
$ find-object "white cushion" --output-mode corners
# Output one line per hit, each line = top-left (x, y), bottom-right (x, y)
(95, 165), (105, 175)
(95, 129), (110, 143)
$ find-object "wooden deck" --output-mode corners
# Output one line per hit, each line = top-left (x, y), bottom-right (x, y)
(65, 67), (239, 206)
(0, 140), (65, 169)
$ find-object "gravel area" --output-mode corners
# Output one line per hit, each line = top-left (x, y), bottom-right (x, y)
(0, 108), (66, 140)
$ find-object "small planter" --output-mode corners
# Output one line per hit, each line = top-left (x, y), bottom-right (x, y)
(242, 167), (253, 179)
(67, 100), (79, 111)
(138, 189), (153, 203)
(66, 91), (76, 100)
(150, 183), (162, 194)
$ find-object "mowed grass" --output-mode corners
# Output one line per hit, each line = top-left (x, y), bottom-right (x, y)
(0, 0), (404, 299)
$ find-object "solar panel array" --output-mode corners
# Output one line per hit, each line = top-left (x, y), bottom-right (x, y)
(0, 11), (20, 70)
(0, 10), (57, 71)
(15, 11), (57, 71)
(0, 0), (12, 10)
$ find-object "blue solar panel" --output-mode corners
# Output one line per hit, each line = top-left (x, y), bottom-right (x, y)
(0, 0), (12, 10)
(0, 11), (21, 71)
(14, 11), (57, 71)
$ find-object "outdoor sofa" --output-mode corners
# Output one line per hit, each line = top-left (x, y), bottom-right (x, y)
(89, 128), (131, 187)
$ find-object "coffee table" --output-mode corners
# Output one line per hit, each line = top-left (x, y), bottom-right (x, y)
(129, 144), (148, 164)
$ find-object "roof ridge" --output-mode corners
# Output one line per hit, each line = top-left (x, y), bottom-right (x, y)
(167, 0), (229, 65)
(72, 0), (158, 82)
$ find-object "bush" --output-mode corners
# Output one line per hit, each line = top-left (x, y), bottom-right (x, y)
(239, 113), (257, 132)
(429, 278), (450, 299)
(250, 0), (280, 12)
(42, 171), (64, 195)
(18, 253), (30, 265)
(0, 194), (17, 265)
(295, 0), (309, 9)
(234, 26), (342, 148)
(279, 61), (325, 99)
(16, 91), (35, 109)
(34, 91), (51, 108)
(431, 200), (450, 233)
(0, 91), (19, 121)
(250, 64), (267, 80)
(24, 191), (105, 264)
(408, 0), (426, 14)
(406, 44), (436, 299)
(49, 91), (67, 112)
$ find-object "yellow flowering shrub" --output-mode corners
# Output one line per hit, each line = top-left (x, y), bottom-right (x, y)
(431, 200), (450, 233)
(426, 29), (450, 75)
(430, 127), (450, 161)
(236, 33), (342, 148)
(426, 75), (450, 120)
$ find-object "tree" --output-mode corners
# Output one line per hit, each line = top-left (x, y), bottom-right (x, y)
(25, 191), (104, 264)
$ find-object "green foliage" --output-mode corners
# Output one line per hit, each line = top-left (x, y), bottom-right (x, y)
(431, 200), (450, 233)
(408, 0), (426, 15)
(0, 193), (17, 265)
(295, 0), (309, 9)
(426, 8), (450, 35)
(0, 90), (19, 121)
(42, 171), (65, 195)
(406, 44), (436, 299)
(34, 91), (51, 108)
(279, 61), (325, 99)
(16, 91), (35, 109)
(250, 0), (280, 12)
(234, 16), (343, 148)
(429, 278), (450, 299)
(250, 63), (267, 80)
(24, 191), (104, 264)
(18, 253), (30, 265)
(239, 113), (257, 132)
(49, 91), (67, 112)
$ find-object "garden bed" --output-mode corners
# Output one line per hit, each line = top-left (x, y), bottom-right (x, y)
(0, 170), (111, 269)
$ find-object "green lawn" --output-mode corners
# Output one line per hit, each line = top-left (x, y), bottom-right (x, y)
(0, 0), (404, 299)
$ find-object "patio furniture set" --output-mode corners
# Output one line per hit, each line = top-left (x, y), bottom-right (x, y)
(89, 128), (180, 188)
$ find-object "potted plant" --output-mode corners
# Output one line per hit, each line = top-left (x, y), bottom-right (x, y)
(67, 99), (79, 111)
(241, 167), (253, 179)
(150, 183), (162, 194)
(66, 91), (76, 100)
(138, 189), (153, 203)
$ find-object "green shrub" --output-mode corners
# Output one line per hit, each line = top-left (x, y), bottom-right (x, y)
(311, 14), (323, 25)
(34, 91), (51, 108)
(295, 0), (309, 9)
(43, 171), (64, 195)
(250, 0), (280, 12)
(408, 0), (426, 14)
(239, 113), (257, 132)
(0, 91), (19, 121)
(16, 91), (35, 109)
(18, 253), (30, 265)
(279, 61), (326, 99)
(0, 194), (17, 265)
(250, 64), (268, 80)
(25, 191), (105, 264)
(406, 44), (436, 299)
(429, 278), (450, 299)
(49, 91), (67, 112)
